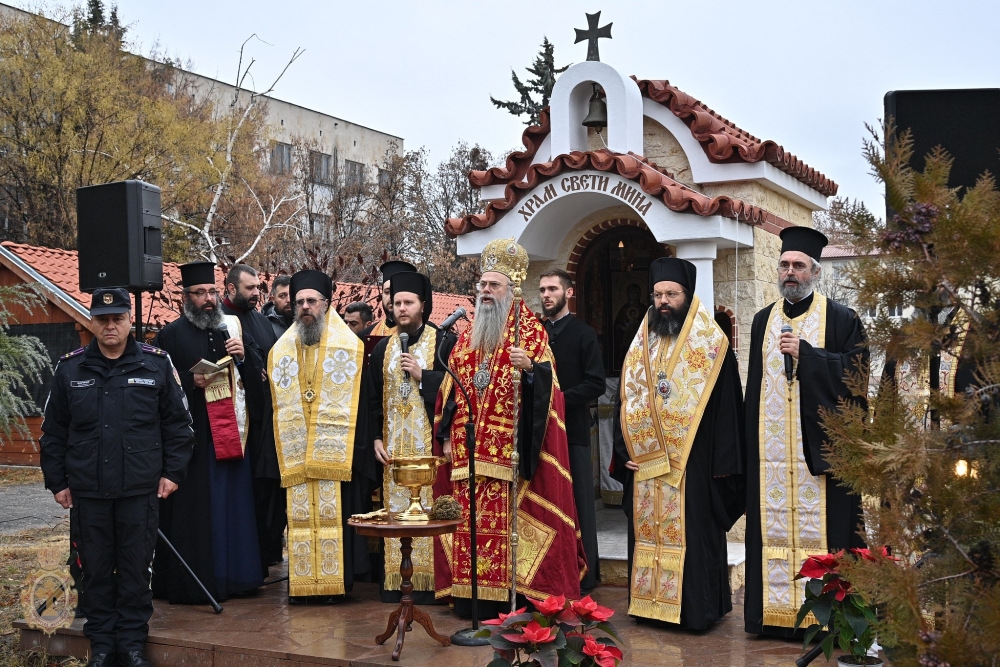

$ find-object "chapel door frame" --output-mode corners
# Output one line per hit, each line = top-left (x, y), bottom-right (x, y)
(572, 220), (670, 377)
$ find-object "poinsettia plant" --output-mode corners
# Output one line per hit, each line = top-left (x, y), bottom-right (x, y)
(794, 548), (897, 665)
(476, 594), (623, 667)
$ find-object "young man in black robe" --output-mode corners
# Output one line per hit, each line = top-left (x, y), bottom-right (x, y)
(743, 226), (868, 637)
(538, 269), (605, 591)
(221, 264), (285, 569)
(361, 260), (417, 366)
(152, 262), (264, 603)
(367, 271), (456, 603)
(612, 257), (745, 630)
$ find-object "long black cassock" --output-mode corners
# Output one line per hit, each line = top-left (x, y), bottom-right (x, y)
(221, 300), (285, 568)
(367, 323), (456, 604)
(744, 292), (868, 637)
(545, 314), (606, 590)
(612, 346), (745, 631)
(152, 317), (264, 603)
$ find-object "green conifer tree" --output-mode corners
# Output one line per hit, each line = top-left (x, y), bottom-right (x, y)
(490, 37), (569, 126)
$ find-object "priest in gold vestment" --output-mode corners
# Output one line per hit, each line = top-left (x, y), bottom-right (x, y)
(612, 257), (745, 630)
(268, 270), (368, 602)
(744, 227), (868, 637)
(434, 238), (586, 619)
(367, 271), (456, 603)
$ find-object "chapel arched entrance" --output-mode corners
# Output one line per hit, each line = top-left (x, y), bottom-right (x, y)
(574, 222), (671, 377)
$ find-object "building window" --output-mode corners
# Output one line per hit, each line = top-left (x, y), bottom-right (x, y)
(270, 142), (292, 174)
(310, 151), (333, 185)
(344, 160), (366, 187)
(378, 168), (391, 189)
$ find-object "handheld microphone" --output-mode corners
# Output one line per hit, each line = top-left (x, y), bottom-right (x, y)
(399, 332), (410, 381)
(781, 323), (794, 383)
(438, 307), (467, 331)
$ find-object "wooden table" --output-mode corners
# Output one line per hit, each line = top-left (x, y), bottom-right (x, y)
(349, 516), (461, 661)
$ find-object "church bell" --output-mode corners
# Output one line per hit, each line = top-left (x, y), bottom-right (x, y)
(582, 83), (607, 131)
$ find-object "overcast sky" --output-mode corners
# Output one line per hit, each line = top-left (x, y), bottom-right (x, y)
(21, 0), (1000, 218)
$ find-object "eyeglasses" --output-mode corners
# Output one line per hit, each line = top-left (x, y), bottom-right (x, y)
(778, 261), (812, 274)
(295, 297), (328, 307)
(186, 289), (219, 298)
(652, 291), (684, 302)
(478, 280), (510, 291)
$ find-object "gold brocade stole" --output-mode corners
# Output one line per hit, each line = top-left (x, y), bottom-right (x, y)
(369, 320), (396, 337)
(619, 296), (728, 623)
(383, 328), (437, 591)
(759, 294), (828, 628)
(268, 310), (364, 488)
(895, 314), (965, 426)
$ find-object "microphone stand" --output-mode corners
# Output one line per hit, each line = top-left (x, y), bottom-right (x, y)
(435, 323), (489, 647)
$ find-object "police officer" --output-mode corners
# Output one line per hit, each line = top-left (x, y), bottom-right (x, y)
(40, 288), (195, 667)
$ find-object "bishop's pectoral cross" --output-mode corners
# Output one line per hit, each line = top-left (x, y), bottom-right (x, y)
(574, 11), (613, 62)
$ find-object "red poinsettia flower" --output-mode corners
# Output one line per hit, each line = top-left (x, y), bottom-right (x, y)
(581, 634), (624, 666)
(799, 550), (845, 579)
(503, 619), (557, 644)
(530, 594), (566, 617)
(852, 546), (900, 562)
(482, 606), (527, 625)
(822, 575), (852, 601)
(571, 595), (615, 622)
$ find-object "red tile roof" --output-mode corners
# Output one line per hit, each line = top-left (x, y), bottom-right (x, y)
(1, 242), (474, 332)
(466, 80), (838, 198)
(635, 79), (838, 197)
(447, 150), (795, 237)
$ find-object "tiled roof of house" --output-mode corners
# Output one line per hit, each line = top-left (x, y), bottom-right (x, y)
(0, 242), (474, 330)
(821, 244), (868, 259)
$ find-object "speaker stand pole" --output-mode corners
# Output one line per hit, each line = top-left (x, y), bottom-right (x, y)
(134, 291), (143, 342)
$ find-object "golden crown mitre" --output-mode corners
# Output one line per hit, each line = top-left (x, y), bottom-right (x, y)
(480, 237), (529, 287)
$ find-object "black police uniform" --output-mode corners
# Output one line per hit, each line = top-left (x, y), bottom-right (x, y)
(40, 289), (194, 663)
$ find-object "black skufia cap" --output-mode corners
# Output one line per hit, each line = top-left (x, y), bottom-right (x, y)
(90, 288), (132, 316)
(779, 226), (828, 261)
(379, 260), (417, 285)
(649, 257), (696, 293)
(179, 261), (217, 288)
(390, 271), (433, 320)
(290, 270), (333, 301)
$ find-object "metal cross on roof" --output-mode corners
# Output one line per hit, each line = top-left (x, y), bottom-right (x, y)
(574, 11), (612, 62)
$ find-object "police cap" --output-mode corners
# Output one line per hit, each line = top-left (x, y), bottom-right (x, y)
(90, 288), (132, 316)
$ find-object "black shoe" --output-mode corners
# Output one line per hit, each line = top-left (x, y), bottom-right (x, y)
(288, 595), (309, 605)
(118, 651), (153, 667)
(86, 654), (117, 667)
(312, 595), (345, 605)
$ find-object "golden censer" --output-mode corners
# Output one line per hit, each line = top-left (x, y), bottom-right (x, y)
(389, 456), (446, 522)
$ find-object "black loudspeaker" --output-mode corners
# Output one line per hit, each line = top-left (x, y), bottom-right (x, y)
(884, 89), (1000, 195)
(77, 180), (163, 293)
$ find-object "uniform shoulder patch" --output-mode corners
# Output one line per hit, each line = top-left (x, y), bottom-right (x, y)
(59, 347), (85, 360)
(141, 343), (168, 356)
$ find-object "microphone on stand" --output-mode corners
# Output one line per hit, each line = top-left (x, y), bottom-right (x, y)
(781, 323), (794, 383)
(399, 332), (410, 381)
(438, 307), (467, 331)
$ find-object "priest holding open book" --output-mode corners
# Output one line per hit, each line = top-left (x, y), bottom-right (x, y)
(151, 261), (264, 603)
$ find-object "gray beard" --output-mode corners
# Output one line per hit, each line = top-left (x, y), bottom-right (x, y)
(471, 290), (513, 354)
(779, 274), (816, 303)
(649, 301), (689, 338)
(183, 298), (223, 331)
(296, 315), (325, 346)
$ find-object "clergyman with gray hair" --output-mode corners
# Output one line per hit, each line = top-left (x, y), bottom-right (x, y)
(743, 226), (869, 638)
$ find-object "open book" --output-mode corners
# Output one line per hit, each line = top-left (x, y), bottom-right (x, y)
(189, 356), (233, 376)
